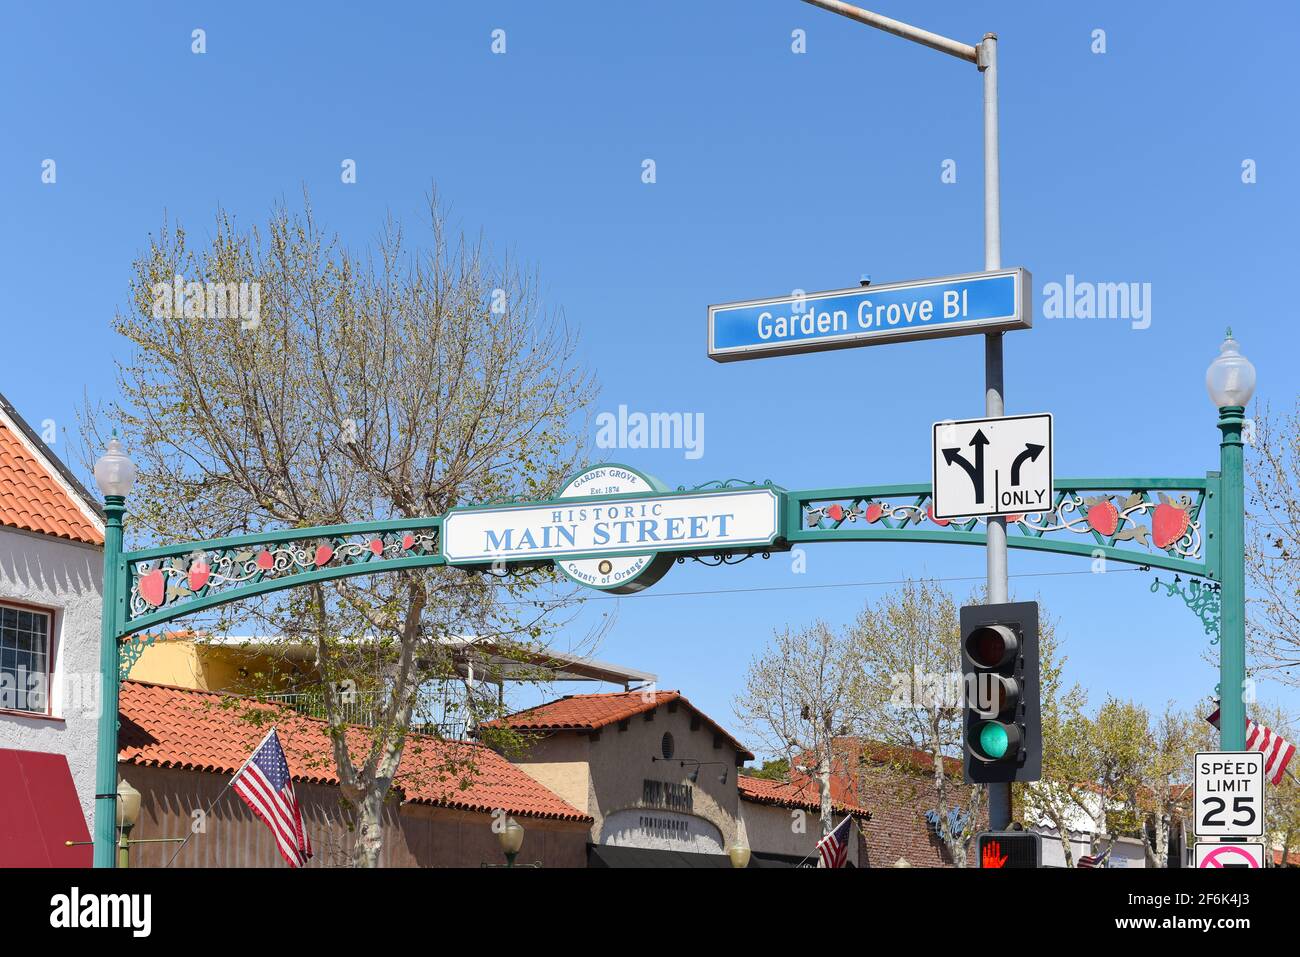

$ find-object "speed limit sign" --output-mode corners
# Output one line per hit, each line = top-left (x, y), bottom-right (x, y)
(1194, 751), (1264, 838)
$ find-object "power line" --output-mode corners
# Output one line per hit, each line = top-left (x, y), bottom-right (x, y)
(506, 565), (1147, 605)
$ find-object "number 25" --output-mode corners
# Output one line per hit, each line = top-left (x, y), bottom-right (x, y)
(1203, 796), (1255, 828)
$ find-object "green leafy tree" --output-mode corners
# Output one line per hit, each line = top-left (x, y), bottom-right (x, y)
(1015, 613), (1092, 867)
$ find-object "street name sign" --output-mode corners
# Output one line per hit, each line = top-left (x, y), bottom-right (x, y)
(708, 267), (1030, 362)
(1194, 751), (1264, 838)
(1195, 842), (1265, 868)
(442, 469), (782, 589)
(931, 413), (1053, 520)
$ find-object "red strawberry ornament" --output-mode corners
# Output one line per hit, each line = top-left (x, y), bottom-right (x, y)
(1152, 494), (1191, 549)
(1085, 496), (1119, 537)
(255, 549), (275, 572)
(865, 503), (884, 524)
(927, 505), (950, 528)
(314, 545), (334, 567)
(369, 538), (384, 557)
(187, 557), (211, 591)
(826, 504), (844, 522)
(139, 567), (165, 607)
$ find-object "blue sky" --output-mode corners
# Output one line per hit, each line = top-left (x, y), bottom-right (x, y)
(3, 1), (1297, 746)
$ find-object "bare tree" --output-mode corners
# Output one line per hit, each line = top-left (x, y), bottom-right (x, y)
(1245, 400), (1300, 686)
(852, 579), (982, 867)
(81, 193), (597, 866)
(733, 620), (865, 838)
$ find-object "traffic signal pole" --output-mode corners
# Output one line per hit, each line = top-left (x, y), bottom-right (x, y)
(979, 33), (1013, 832)
(799, 1), (1013, 829)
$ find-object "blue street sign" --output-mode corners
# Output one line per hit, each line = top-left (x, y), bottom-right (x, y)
(708, 267), (1031, 362)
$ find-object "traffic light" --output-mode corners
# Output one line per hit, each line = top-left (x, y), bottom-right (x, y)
(976, 830), (1041, 868)
(961, 600), (1040, 784)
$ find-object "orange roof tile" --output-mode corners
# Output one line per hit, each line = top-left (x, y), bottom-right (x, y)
(738, 773), (872, 819)
(118, 680), (590, 823)
(0, 399), (102, 546)
(488, 690), (755, 761)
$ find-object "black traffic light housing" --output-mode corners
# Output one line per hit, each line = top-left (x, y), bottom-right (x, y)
(961, 600), (1040, 784)
(975, 830), (1041, 868)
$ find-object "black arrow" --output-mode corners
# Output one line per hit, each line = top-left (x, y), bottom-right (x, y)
(1010, 442), (1045, 486)
(942, 429), (989, 503)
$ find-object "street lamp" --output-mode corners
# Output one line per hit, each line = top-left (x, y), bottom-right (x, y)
(116, 778), (141, 868)
(93, 433), (137, 498)
(92, 433), (135, 867)
(1206, 328), (1257, 408)
(728, 841), (751, 869)
(1207, 329), (1255, 752)
(497, 818), (525, 867)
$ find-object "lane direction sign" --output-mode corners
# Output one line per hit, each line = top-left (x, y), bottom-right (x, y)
(1194, 751), (1265, 838)
(932, 413), (1053, 520)
(708, 267), (1031, 362)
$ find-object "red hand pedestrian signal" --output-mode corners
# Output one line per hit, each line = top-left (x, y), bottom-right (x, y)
(982, 839), (1008, 869)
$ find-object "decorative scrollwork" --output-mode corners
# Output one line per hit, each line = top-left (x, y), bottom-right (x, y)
(126, 526), (439, 624)
(676, 550), (770, 567)
(118, 633), (159, 682)
(679, 479), (773, 492)
(1150, 575), (1221, 640)
(802, 484), (1208, 566)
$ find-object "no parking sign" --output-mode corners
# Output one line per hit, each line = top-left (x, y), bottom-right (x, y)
(1195, 843), (1265, 868)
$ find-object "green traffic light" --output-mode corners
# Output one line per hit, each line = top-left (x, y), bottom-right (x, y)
(979, 722), (1009, 759)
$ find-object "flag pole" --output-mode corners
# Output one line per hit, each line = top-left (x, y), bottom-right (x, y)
(163, 725), (277, 868)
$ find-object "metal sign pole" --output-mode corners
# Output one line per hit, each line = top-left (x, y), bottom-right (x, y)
(979, 33), (1013, 832)
(799, 2), (1016, 831)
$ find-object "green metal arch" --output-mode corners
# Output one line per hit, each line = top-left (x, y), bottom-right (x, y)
(787, 475), (1219, 581)
(114, 474), (1219, 642)
(116, 518), (444, 639)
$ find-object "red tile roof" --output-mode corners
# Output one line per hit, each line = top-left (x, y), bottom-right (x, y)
(737, 774), (872, 819)
(488, 690), (755, 761)
(0, 401), (103, 546)
(118, 680), (590, 822)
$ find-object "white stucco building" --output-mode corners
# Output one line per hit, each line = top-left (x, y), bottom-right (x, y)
(0, 394), (105, 864)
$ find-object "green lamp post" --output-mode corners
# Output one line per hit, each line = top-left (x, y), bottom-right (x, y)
(92, 433), (135, 867)
(1206, 329), (1255, 752)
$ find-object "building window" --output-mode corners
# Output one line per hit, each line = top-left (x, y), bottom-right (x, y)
(661, 731), (675, 761)
(0, 604), (52, 714)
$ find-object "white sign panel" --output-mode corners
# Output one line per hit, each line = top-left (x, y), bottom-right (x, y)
(442, 487), (780, 564)
(932, 413), (1053, 520)
(1195, 842), (1266, 869)
(1194, 751), (1265, 838)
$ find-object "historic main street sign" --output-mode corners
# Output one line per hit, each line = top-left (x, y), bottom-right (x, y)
(931, 413), (1053, 520)
(1194, 751), (1264, 838)
(442, 469), (783, 585)
(707, 267), (1030, 362)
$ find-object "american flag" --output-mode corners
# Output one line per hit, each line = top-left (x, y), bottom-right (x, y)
(1077, 844), (1111, 869)
(1206, 706), (1296, 786)
(816, 815), (853, 869)
(232, 728), (313, 868)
